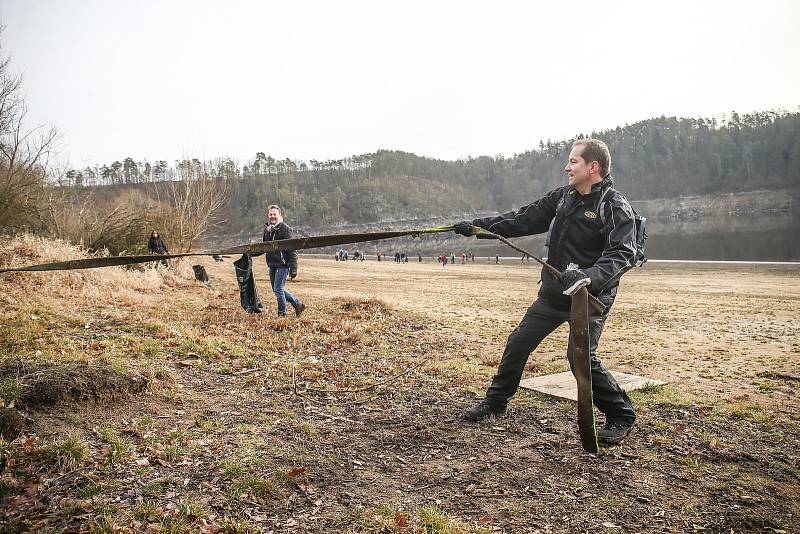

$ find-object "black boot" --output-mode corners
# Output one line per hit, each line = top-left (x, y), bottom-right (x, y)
(597, 418), (635, 445)
(462, 400), (506, 422)
(292, 301), (306, 317)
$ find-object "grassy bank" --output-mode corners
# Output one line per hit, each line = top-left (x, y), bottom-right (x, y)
(1, 238), (798, 532)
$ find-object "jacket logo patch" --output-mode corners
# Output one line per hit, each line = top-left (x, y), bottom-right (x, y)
(584, 211), (597, 219)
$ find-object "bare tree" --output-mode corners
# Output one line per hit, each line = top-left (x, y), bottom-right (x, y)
(0, 36), (59, 232)
(150, 170), (229, 252)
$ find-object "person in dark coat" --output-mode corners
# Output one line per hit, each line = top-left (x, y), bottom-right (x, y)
(148, 230), (169, 254)
(147, 230), (170, 266)
(263, 205), (305, 317)
(454, 138), (637, 445)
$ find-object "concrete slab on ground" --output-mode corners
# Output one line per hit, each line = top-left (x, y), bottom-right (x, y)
(519, 371), (667, 402)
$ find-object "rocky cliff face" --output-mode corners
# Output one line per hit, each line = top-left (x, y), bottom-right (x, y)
(630, 188), (797, 220)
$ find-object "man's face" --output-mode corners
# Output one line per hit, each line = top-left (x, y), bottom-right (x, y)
(268, 208), (280, 225)
(564, 145), (595, 189)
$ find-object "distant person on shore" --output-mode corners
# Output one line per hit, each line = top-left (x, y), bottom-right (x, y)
(495, 254), (500, 264)
(453, 138), (637, 445)
(148, 230), (169, 255)
(262, 205), (305, 318)
(148, 230), (169, 266)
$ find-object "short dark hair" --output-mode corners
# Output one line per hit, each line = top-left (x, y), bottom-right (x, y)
(573, 138), (611, 177)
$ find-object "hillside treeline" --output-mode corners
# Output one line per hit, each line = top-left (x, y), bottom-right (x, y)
(63, 110), (799, 231)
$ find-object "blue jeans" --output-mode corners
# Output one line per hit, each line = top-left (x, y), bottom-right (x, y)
(268, 266), (299, 316)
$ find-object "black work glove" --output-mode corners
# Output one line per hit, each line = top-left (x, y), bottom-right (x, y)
(289, 270), (297, 280)
(560, 267), (591, 295)
(453, 221), (474, 237)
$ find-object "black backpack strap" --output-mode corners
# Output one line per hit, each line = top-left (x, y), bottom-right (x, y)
(597, 186), (614, 226)
(544, 189), (568, 248)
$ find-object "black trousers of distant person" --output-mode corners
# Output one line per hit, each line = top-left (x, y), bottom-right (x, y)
(485, 296), (636, 423)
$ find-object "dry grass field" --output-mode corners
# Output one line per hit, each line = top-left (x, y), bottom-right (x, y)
(1, 236), (798, 533)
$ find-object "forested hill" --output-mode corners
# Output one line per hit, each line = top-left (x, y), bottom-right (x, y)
(66, 110), (799, 231)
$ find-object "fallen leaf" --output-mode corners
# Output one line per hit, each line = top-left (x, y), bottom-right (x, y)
(287, 467), (306, 477)
(394, 511), (408, 528)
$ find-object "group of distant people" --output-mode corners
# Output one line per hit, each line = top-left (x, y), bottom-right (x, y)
(336, 248), (367, 261)
(437, 252), (477, 266)
(332, 250), (505, 266)
(337, 250), (493, 265)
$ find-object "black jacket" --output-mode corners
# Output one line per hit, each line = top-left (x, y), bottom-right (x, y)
(148, 237), (168, 254)
(472, 176), (636, 310)
(262, 222), (298, 271)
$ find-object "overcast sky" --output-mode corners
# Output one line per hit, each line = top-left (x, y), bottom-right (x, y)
(2, 0), (798, 168)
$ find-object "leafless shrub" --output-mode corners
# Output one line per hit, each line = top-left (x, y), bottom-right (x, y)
(43, 188), (153, 254)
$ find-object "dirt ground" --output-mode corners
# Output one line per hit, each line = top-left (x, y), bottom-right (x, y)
(1, 255), (798, 533)
(297, 258), (800, 406)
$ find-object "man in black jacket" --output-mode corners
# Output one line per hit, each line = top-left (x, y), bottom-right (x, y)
(454, 139), (636, 445)
(263, 205), (305, 317)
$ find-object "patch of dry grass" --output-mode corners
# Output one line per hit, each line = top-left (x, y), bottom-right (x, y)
(0, 233), (196, 303)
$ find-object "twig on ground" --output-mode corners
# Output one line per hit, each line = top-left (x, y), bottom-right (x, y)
(307, 408), (359, 424)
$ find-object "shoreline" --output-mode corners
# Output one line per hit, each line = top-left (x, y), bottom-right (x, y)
(296, 252), (800, 266)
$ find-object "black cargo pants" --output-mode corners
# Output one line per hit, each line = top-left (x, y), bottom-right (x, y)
(485, 296), (636, 423)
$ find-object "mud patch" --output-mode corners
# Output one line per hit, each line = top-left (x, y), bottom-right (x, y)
(0, 362), (149, 409)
